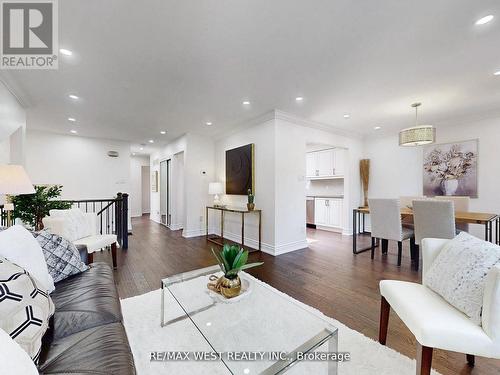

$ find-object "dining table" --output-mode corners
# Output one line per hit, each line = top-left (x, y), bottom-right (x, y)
(352, 206), (500, 254)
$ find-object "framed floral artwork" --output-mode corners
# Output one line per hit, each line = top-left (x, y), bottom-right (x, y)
(423, 139), (478, 197)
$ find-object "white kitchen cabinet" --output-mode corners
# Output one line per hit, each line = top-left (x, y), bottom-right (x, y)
(314, 197), (343, 229)
(332, 149), (345, 176)
(314, 198), (329, 225)
(306, 153), (317, 178)
(306, 148), (344, 179)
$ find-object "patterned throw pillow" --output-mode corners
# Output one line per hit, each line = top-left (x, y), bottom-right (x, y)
(0, 256), (55, 363)
(32, 230), (88, 283)
(425, 232), (500, 325)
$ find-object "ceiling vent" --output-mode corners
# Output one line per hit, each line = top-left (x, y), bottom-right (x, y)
(107, 151), (119, 158)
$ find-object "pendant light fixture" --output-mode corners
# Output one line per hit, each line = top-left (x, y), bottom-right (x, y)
(399, 103), (436, 147)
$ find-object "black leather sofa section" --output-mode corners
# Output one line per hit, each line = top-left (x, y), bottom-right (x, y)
(38, 262), (135, 374)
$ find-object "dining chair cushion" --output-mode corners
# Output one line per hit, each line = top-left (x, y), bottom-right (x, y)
(368, 198), (405, 241)
(413, 199), (456, 245)
(425, 232), (500, 325)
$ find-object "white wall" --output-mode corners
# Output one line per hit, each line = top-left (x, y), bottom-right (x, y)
(150, 134), (213, 237)
(25, 129), (131, 200)
(363, 116), (500, 238)
(141, 165), (151, 214)
(130, 155), (150, 217)
(0, 81), (26, 166)
(214, 118), (277, 251)
(212, 111), (364, 255)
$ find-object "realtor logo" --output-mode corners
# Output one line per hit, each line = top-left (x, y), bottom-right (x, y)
(1, 0), (58, 69)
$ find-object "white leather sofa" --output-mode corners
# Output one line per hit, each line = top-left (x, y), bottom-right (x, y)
(42, 210), (118, 269)
(379, 238), (500, 374)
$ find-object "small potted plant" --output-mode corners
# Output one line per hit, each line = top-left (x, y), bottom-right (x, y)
(247, 189), (255, 211)
(210, 244), (263, 298)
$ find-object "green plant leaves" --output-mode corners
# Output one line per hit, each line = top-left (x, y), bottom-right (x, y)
(11, 185), (71, 230)
(212, 244), (263, 278)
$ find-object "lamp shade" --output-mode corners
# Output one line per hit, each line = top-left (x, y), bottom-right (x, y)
(208, 182), (223, 195)
(0, 165), (35, 195)
(399, 125), (435, 147)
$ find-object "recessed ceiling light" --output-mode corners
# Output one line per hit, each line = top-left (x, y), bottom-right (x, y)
(374, 126), (382, 130)
(148, 139), (154, 143)
(132, 152), (136, 156)
(160, 131), (166, 134)
(59, 48), (73, 56)
(68, 117), (76, 122)
(140, 147), (144, 150)
(494, 70), (500, 76)
(206, 121), (212, 126)
(242, 100), (250, 105)
(295, 97), (304, 102)
(70, 129), (77, 134)
(343, 114), (350, 119)
(68, 94), (79, 100)
(475, 15), (494, 25)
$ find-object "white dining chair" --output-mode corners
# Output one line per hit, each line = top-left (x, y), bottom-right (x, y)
(434, 196), (470, 232)
(368, 198), (415, 266)
(379, 238), (500, 375)
(412, 200), (456, 271)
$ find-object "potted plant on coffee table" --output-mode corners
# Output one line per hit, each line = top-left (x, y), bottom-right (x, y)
(210, 244), (263, 298)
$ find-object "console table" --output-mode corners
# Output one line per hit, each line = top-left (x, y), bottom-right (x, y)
(206, 206), (262, 252)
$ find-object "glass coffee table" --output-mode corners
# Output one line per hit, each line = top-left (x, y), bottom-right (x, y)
(161, 265), (338, 374)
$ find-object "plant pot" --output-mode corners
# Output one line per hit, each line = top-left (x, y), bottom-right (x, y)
(247, 203), (255, 211)
(218, 275), (242, 298)
(441, 178), (459, 196)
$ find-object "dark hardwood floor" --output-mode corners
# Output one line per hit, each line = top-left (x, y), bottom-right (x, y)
(94, 215), (500, 375)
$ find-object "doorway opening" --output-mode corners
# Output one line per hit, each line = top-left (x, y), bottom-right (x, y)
(305, 143), (347, 247)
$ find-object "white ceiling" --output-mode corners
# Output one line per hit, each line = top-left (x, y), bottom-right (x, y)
(2, 0), (500, 150)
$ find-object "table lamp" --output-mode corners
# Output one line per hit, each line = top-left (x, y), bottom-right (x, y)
(208, 182), (223, 207)
(0, 165), (35, 226)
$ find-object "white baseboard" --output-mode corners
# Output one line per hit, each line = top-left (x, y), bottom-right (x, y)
(182, 228), (206, 238)
(316, 225), (342, 233)
(169, 223), (183, 231)
(207, 230), (307, 256)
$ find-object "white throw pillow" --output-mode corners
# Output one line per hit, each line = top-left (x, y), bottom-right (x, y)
(0, 328), (38, 375)
(425, 232), (500, 325)
(49, 208), (91, 241)
(0, 225), (55, 293)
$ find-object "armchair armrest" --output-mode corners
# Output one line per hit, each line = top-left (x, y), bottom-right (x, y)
(421, 238), (449, 285)
(483, 265), (500, 344)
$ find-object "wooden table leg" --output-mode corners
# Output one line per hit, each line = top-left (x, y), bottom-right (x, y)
(206, 207), (209, 239)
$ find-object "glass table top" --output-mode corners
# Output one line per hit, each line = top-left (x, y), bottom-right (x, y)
(161, 265), (338, 374)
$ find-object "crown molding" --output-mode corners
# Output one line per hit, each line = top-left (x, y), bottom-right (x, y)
(274, 110), (363, 139)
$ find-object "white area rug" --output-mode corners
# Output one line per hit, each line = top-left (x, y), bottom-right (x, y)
(120, 272), (440, 375)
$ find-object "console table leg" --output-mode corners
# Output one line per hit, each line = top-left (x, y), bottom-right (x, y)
(241, 212), (245, 248)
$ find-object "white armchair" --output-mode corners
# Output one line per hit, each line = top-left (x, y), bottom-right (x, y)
(379, 238), (500, 374)
(42, 210), (118, 269)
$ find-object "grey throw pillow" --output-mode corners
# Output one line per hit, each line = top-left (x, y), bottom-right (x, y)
(32, 230), (88, 283)
(425, 232), (500, 325)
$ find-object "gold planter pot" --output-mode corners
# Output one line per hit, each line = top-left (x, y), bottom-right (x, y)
(217, 275), (241, 298)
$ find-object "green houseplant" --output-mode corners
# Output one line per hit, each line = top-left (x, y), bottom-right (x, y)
(211, 244), (263, 298)
(11, 185), (71, 231)
(247, 189), (255, 211)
